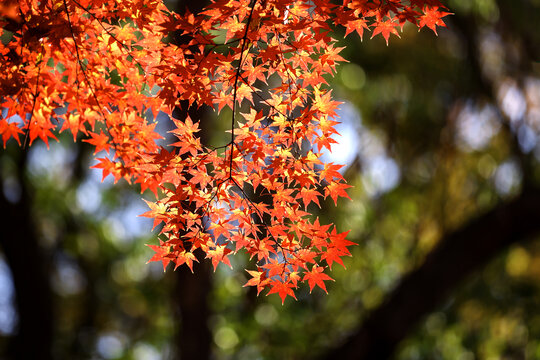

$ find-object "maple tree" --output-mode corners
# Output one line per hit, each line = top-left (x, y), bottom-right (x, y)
(0, 0), (449, 303)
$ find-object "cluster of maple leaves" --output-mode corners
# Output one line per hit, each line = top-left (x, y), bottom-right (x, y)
(0, 0), (449, 302)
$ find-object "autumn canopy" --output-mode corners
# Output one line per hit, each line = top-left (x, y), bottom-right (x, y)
(0, 0), (449, 302)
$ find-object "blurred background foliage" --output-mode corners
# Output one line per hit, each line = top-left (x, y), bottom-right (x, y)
(2, 0), (540, 359)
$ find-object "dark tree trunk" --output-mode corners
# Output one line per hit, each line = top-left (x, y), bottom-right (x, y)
(0, 148), (54, 360)
(169, 3), (214, 359)
(322, 186), (540, 359)
(173, 256), (214, 360)
(170, 104), (214, 359)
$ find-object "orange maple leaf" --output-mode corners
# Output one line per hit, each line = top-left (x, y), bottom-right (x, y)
(267, 280), (297, 305)
(303, 265), (334, 293)
(371, 18), (401, 45)
(419, 6), (452, 35)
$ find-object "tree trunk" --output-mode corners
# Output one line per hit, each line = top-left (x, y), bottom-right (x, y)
(323, 186), (540, 359)
(0, 148), (54, 360)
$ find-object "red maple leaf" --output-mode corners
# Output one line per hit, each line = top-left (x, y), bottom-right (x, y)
(344, 18), (369, 40)
(419, 6), (452, 35)
(84, 131), (112, 154)
(303, 265), (334, 293)
(371, 18), (401, 45)
(267, 280), (297, 305)
(0, 119), (23, 147)
(244, 269), (270, 295)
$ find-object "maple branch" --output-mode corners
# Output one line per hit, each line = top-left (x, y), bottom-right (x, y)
(61, 0), (87, 139)
(192, 39), (242, 79)
(322, 185), (540, 360)
(69, 0), (152, 75)
(272, 26), (303, 156)
(238, 73), (295, 123)
(22, 43), (44, 148)
(60, 0), (140, 177)
(61, 2), (110, 127)
(273, 27), (296, 108)
(229, 177), (316, 277)
(229, 0), (258, 178)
